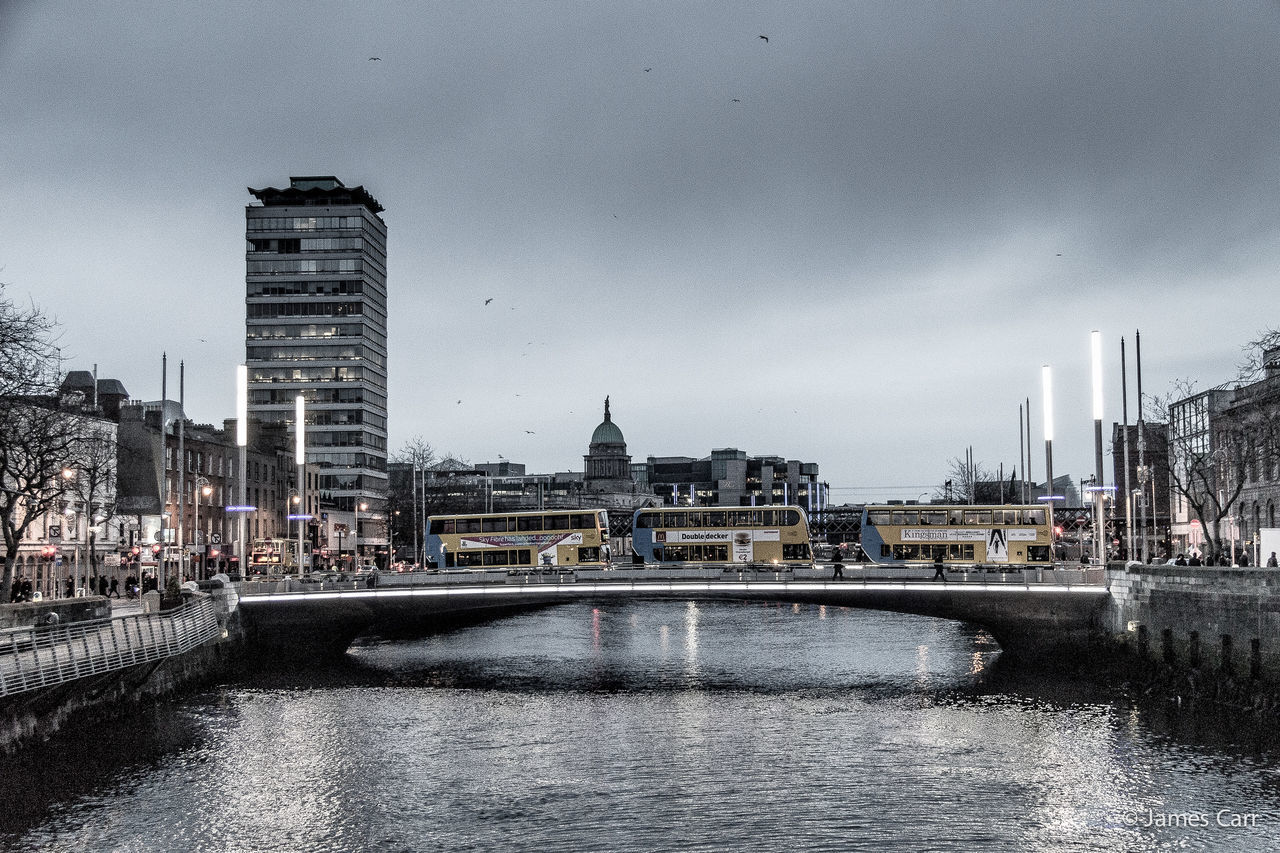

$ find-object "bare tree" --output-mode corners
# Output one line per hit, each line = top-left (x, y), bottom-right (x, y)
(1160, 330), (1280, 559)
(0, 284), (92, 601)
(62, 424), (119, 581)
(386, 437), (474, 562)
(936, 455), (993, 504)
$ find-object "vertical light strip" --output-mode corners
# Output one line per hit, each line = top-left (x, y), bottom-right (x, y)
(236, 365), (248, 446)
(1091, 330), (1104, 421)
(1041, 364), (1054, 442)
(295, 394), (305, 465)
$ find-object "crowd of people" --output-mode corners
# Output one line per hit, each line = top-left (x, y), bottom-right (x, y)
(6, 572), (164, 603)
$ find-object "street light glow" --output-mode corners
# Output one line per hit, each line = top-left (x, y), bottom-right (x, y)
(1091, 329), (1103, 420)
(1041, 364), (1054, 442)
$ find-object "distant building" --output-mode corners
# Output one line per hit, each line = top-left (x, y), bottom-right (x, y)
(246, 175), (389, 558)
(584, 397), (634, 494)
(640, 448), (825, 511)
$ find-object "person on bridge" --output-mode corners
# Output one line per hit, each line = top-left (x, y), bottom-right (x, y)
(1268, 552), (1278, 568)
(932, 552), (947, 582)
(832, 545), (844, 579)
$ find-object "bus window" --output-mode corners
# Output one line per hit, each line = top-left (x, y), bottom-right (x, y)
(964, 510), (993, 525)
(482, 517), (508, 533)
(666, 512), (687, 528)
(545, 514), (570, 530)
(517, 516), (541, 531)
(686, 512), (702, 527)
(459, 517), (483, 533)
(921, 511), (947, 526)
(635, 512), (657, 529)
(948, 510), (964, 525)
(705, 511), (726, 527)
(867, 510), (891, 526)
(891, 510), (917, 526)
(429, 519), (450, 535)
(1021, 508), (1046, 525)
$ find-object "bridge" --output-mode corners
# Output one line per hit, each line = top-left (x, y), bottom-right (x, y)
(235, 567), (1112, 665)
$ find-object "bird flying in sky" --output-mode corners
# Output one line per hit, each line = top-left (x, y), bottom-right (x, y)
(758, 35), (769, 43)
(368, 57), (381, 61)
(484, 297), (493, 305)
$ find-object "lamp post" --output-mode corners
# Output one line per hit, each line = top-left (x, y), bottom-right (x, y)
(354, 501), (368, 569)
(1090, 330), (1106, 565)
(60, 467), (75, 596)
(289, 490), (302, 575)
(294, 394), (306, 575)
(236, 365), (248, 579)
(193, 476), (210, 579)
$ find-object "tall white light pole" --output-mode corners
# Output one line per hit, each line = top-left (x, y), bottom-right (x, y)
(236, 364), (248, 578)
(1042, 363), (1055, 509)
(1091, 330), (1106, 565)
(295, 394), (306, 574)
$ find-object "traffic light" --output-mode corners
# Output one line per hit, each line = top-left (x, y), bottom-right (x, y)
(152, 543), (162, 555)
(131, 546), (141, 557)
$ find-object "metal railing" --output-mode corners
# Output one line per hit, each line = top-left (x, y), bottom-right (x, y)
(0, 596), (223, 698)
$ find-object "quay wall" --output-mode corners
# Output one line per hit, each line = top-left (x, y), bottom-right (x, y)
(1103, 564), (1280, 711)
(0, 597), (244, 756)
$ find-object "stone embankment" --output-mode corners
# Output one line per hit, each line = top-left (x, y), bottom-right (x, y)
(1102, 564), (1280, 714)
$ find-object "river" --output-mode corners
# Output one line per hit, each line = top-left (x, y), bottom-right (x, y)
(3, 600), (1279, 851)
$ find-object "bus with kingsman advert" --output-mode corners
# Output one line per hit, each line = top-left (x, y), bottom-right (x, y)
(858, 504), (1053, 567)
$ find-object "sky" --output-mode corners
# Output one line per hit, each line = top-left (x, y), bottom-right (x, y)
(2, 1), (1278, 504)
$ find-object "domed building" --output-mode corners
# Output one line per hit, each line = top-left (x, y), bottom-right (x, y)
(584, 397), (635, 493)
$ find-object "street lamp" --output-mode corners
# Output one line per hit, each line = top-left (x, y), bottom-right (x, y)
(60, 467), (75, 596)
(193, 476), (211, 579)
(354, 501), (368, 569)
(235, 364), (248, 579)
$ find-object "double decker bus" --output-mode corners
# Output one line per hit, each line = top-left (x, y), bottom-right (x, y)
(425, 509), (611, 571)
(858, 505), (1053, 567)
(248, 537), (310, 574)
(631, 506), (814, 567)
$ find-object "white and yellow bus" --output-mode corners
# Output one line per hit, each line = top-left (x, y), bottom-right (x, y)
(859, 505), (1053, 566)
(424, 509), (611, 571)
(630, 506), (814, 567)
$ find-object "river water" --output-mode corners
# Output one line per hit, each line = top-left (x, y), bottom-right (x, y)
(3, 600), (1279, 852)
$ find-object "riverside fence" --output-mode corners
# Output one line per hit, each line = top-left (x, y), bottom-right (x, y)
(0, 596), (223, 698)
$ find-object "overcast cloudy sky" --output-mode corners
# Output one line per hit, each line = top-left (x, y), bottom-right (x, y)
(3, 1), (1278, 502)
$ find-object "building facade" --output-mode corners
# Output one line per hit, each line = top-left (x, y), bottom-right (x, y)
(639, 448), (826, 511)
(1165, 343), (1280, 562)
(246, 175), (389, 556)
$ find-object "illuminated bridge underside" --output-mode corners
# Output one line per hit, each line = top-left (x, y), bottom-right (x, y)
(237, 581), (1111, 664)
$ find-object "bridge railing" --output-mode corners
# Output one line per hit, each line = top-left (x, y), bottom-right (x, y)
(0, 595), (223, 698)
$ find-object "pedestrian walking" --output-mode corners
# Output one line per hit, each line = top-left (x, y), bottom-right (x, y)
(832, 545), (844, 579)
(109, 577), (120, 598)
(1267, 551), (1278, 568)
(932, 552), (947, 582)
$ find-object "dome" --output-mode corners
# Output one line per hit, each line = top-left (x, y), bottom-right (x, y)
(591, 419), (625, 445)
(590, 396), (625, 445)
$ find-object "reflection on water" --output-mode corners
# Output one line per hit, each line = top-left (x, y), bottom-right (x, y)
(2, 601), (1278, 852)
